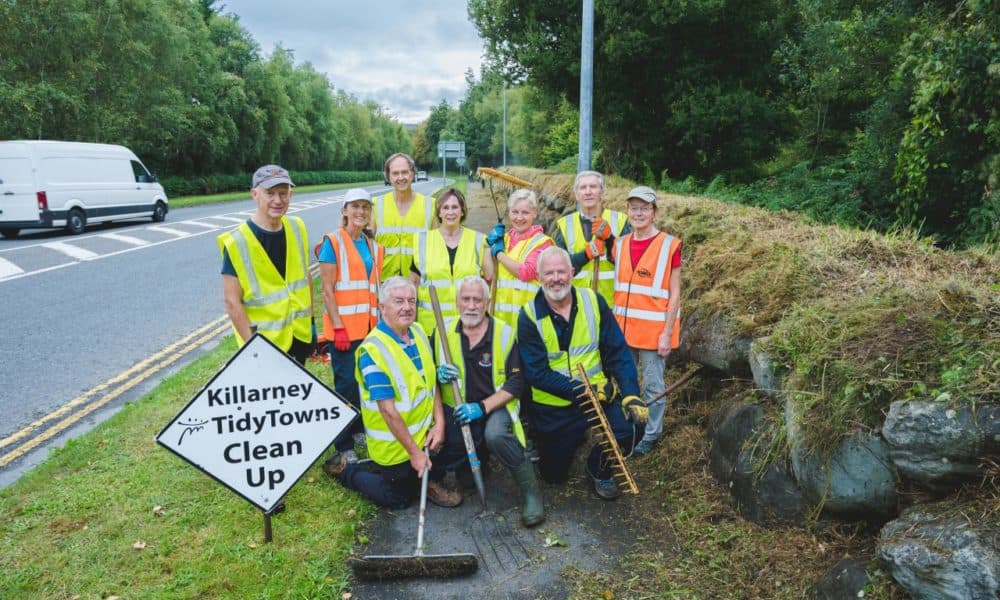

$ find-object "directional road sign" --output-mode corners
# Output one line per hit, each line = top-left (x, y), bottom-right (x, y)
(157, 334), (357, 513)
(438, 140), (465, 159)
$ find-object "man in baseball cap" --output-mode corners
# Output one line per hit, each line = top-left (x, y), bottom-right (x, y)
(219, 162), (313, 363)
(252, 164), (295, 189)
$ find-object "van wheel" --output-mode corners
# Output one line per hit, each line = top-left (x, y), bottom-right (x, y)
(0, 227), (19, 239)
(152, 201), (167, 222)
(66, 209), (86, 235)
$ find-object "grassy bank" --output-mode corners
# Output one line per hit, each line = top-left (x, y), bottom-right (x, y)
(0, 337), (372, 598)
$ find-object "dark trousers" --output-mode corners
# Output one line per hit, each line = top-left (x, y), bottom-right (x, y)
(534, 401), (637, 483)
(330, 340), (364, 452)
(337, 404), (467, 508)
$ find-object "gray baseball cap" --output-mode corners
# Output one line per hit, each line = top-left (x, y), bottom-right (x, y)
(343, 187), (373, 204)
(252, 164), (295, 189)
(627, 185), (657, 204)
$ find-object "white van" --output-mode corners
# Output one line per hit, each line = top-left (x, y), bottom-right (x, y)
(0, 140), (168, 238)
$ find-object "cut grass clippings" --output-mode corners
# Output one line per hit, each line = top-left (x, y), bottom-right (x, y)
(0, 336), (372, 598)
(565, 380), (907, 599)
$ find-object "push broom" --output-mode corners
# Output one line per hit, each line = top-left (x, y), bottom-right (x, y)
(348, 448), (478, 580)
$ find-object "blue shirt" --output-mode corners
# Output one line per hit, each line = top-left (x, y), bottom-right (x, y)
(318, 234), (374, 279)
(358, 320), (425, 402)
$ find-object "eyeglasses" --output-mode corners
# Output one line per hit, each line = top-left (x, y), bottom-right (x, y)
(627, 204), (654, 213)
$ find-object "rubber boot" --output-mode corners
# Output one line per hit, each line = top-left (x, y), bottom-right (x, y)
(510, 459), (545, 527)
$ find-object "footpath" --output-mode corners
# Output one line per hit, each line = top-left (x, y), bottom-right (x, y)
(351, 184), (650, 598)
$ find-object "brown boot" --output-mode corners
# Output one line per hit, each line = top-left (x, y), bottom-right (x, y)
(322, 452), (348, 478)
(426, 478), (463, 507)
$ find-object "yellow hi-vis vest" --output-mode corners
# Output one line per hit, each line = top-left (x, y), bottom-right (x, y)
(356, 324), (436, 466)
(435, 317), (526, 446)
(523, 288), (607, 407)
(374, 191), (433, 280)
(493, 232), (552, 327)
(412, 227), (486, 336)
(217, 216), (312, 351)
(556, 209), (627, 305)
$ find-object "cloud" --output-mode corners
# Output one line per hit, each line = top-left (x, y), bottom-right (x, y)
(224, 1), (484, 123)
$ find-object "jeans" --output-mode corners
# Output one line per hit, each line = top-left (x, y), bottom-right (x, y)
(534, 400), (637, 483)
(632, 348), (667, 443)
(336, 404), (466, 508)
(331, 340), (364, 452)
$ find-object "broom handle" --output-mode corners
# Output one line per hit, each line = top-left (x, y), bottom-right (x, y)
(429, 285), (489, 510)
(415, 449), (429, 557)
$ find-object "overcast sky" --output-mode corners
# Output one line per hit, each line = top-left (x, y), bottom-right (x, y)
(223, 1), (485, 124)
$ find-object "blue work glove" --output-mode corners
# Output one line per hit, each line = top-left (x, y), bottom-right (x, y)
(454, 401), (485, 425)
(486, 222), (506, 246)
(436, 363), (459, 384)
(490, 238), (505, 258)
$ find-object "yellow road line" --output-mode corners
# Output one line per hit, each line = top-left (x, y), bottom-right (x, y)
(0, 320), (230, 467)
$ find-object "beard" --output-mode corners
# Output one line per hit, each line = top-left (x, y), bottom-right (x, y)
(460, 312), (485, 328)
(543, 281), (571, 302)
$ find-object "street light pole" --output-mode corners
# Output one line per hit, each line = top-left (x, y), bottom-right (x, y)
(502, 86), (507, 167)
(577, 0), (594, 172)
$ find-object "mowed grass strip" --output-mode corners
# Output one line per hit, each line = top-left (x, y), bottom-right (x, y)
(0, 336), (372, 599)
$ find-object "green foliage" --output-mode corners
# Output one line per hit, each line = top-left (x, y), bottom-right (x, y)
(159, 170), (383, 197)
(0, 1), (410, 178)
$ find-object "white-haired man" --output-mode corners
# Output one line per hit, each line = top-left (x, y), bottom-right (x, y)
(553, 170), (630, 304)
(323, 277), (464, 508)
(435, 276), (545, 527)
(518, 247), (648, 500)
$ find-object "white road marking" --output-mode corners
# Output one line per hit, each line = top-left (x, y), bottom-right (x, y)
(0, 256), (24, 279)
(147, 225), (190, 237)
(42, 242), (99, 260)
(178, 221), (220, 230)
(99, 233), (149, 246)
(0, 192), (354, 283)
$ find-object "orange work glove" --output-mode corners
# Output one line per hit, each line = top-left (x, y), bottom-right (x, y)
(591, 217), (612, 241)
(585, 237), (606, 260)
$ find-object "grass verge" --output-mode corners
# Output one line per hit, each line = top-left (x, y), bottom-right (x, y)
(169, 180), (383, 209)
(0, 336), (372, 598)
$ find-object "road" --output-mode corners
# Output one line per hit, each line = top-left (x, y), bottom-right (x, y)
(0, 179), (445, 486)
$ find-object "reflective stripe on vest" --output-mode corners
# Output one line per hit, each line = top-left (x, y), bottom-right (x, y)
(356, 326), (435, 466)
(217, 216), (311, 350)
(612, 232), (681, 350)
(436, 318), (526, 446)
(322, 229), (383, 342)
(493, 232), (551, 327)
(557, 209), (626, 305)
(413, 228), (485, 335)
(525, 288), (606, 407)
(374, 192), (433, 279)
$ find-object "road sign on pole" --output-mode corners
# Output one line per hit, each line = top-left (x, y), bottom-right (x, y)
(437, 140), (465, 159)
(157, 334), (356, 515)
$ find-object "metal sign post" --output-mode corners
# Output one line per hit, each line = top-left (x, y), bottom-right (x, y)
(438, 140), (465, 182)
(157, 334), (357, 543)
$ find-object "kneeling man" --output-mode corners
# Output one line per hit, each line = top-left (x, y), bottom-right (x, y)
(324, 277), (464, 508)
(435, 276), (545, 527)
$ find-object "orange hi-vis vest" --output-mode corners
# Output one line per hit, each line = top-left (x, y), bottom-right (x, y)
(320, 229), (384, 342)
(612, 231), (682, 350)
